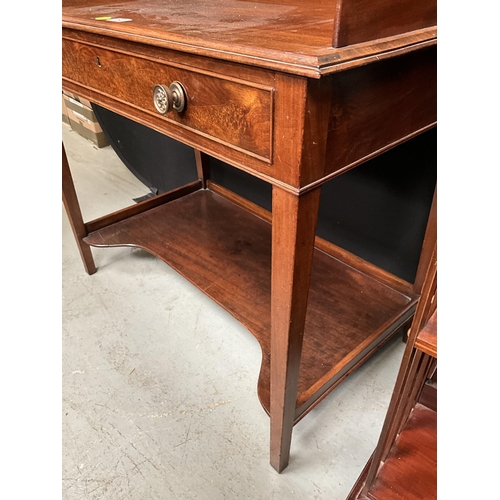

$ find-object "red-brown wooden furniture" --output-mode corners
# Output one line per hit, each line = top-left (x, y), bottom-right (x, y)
(347, 241), (437, 499)
(62, 0), (437, 472)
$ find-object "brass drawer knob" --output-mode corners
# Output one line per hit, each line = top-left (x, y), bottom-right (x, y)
(153, 82), (186, 114)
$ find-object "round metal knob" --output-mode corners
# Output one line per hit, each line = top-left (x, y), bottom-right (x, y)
(170, 81), (186, 112)
(152, 84), (173, 114)
(152, 82), (186, 114)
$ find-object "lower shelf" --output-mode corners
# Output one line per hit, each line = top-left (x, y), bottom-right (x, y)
(85, 188), (417, 420)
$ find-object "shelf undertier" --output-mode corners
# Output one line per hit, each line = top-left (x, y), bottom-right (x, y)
(85, 189), (416, 420)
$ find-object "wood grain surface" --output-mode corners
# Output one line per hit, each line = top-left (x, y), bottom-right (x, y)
(62, 0), (436, 78)
(415, 310), (437, 358)
(320, 47), (437, 184)
(334, 0), (436, 47)
(368, 403), (436, 500)
(63, 0), (437, 473)
(62, 38), (274, 160)
(84, 189), (415, 418)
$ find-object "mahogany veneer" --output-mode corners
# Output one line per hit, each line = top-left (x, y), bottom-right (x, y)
(366, 404), (437, 500)
(348, 242), (437, 499)
(63, 0), (436, 472)
(84, 189), (417, 419)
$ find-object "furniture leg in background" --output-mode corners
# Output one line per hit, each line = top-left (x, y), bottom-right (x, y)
(62, 0), (437, 472)
(194, 149), (210, 189)
(347, 242), (437, 500)
(62, 142), (96, 275)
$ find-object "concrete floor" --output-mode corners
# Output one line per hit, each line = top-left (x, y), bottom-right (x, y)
(62, 123), (406, 500)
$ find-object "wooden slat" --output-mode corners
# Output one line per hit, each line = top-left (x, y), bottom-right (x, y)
(418, 380), (437, 412)
(413, 188), (437, 294)
(85, 180), (201, 234)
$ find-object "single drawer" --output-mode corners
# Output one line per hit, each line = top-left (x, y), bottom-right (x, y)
(62, 38), (274, 161)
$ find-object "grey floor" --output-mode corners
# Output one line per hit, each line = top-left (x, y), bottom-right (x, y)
(62, 124), (406, 500)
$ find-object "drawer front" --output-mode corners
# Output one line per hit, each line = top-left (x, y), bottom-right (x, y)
(62, 39), (273, 161)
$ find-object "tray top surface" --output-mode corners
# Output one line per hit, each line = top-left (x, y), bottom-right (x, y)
(63, 0), (437, 76)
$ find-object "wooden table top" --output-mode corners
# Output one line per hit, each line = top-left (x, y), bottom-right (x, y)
(62, 0), (437, 77)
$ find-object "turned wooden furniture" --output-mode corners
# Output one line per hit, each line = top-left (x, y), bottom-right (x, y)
(62, 0), (437, 472)
(347, 241), (437, 499)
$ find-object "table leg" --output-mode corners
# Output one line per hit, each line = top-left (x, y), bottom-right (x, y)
(194, 149), (210, 189)
(270, 186), (321, 472)
(62, 142), (97, 275)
